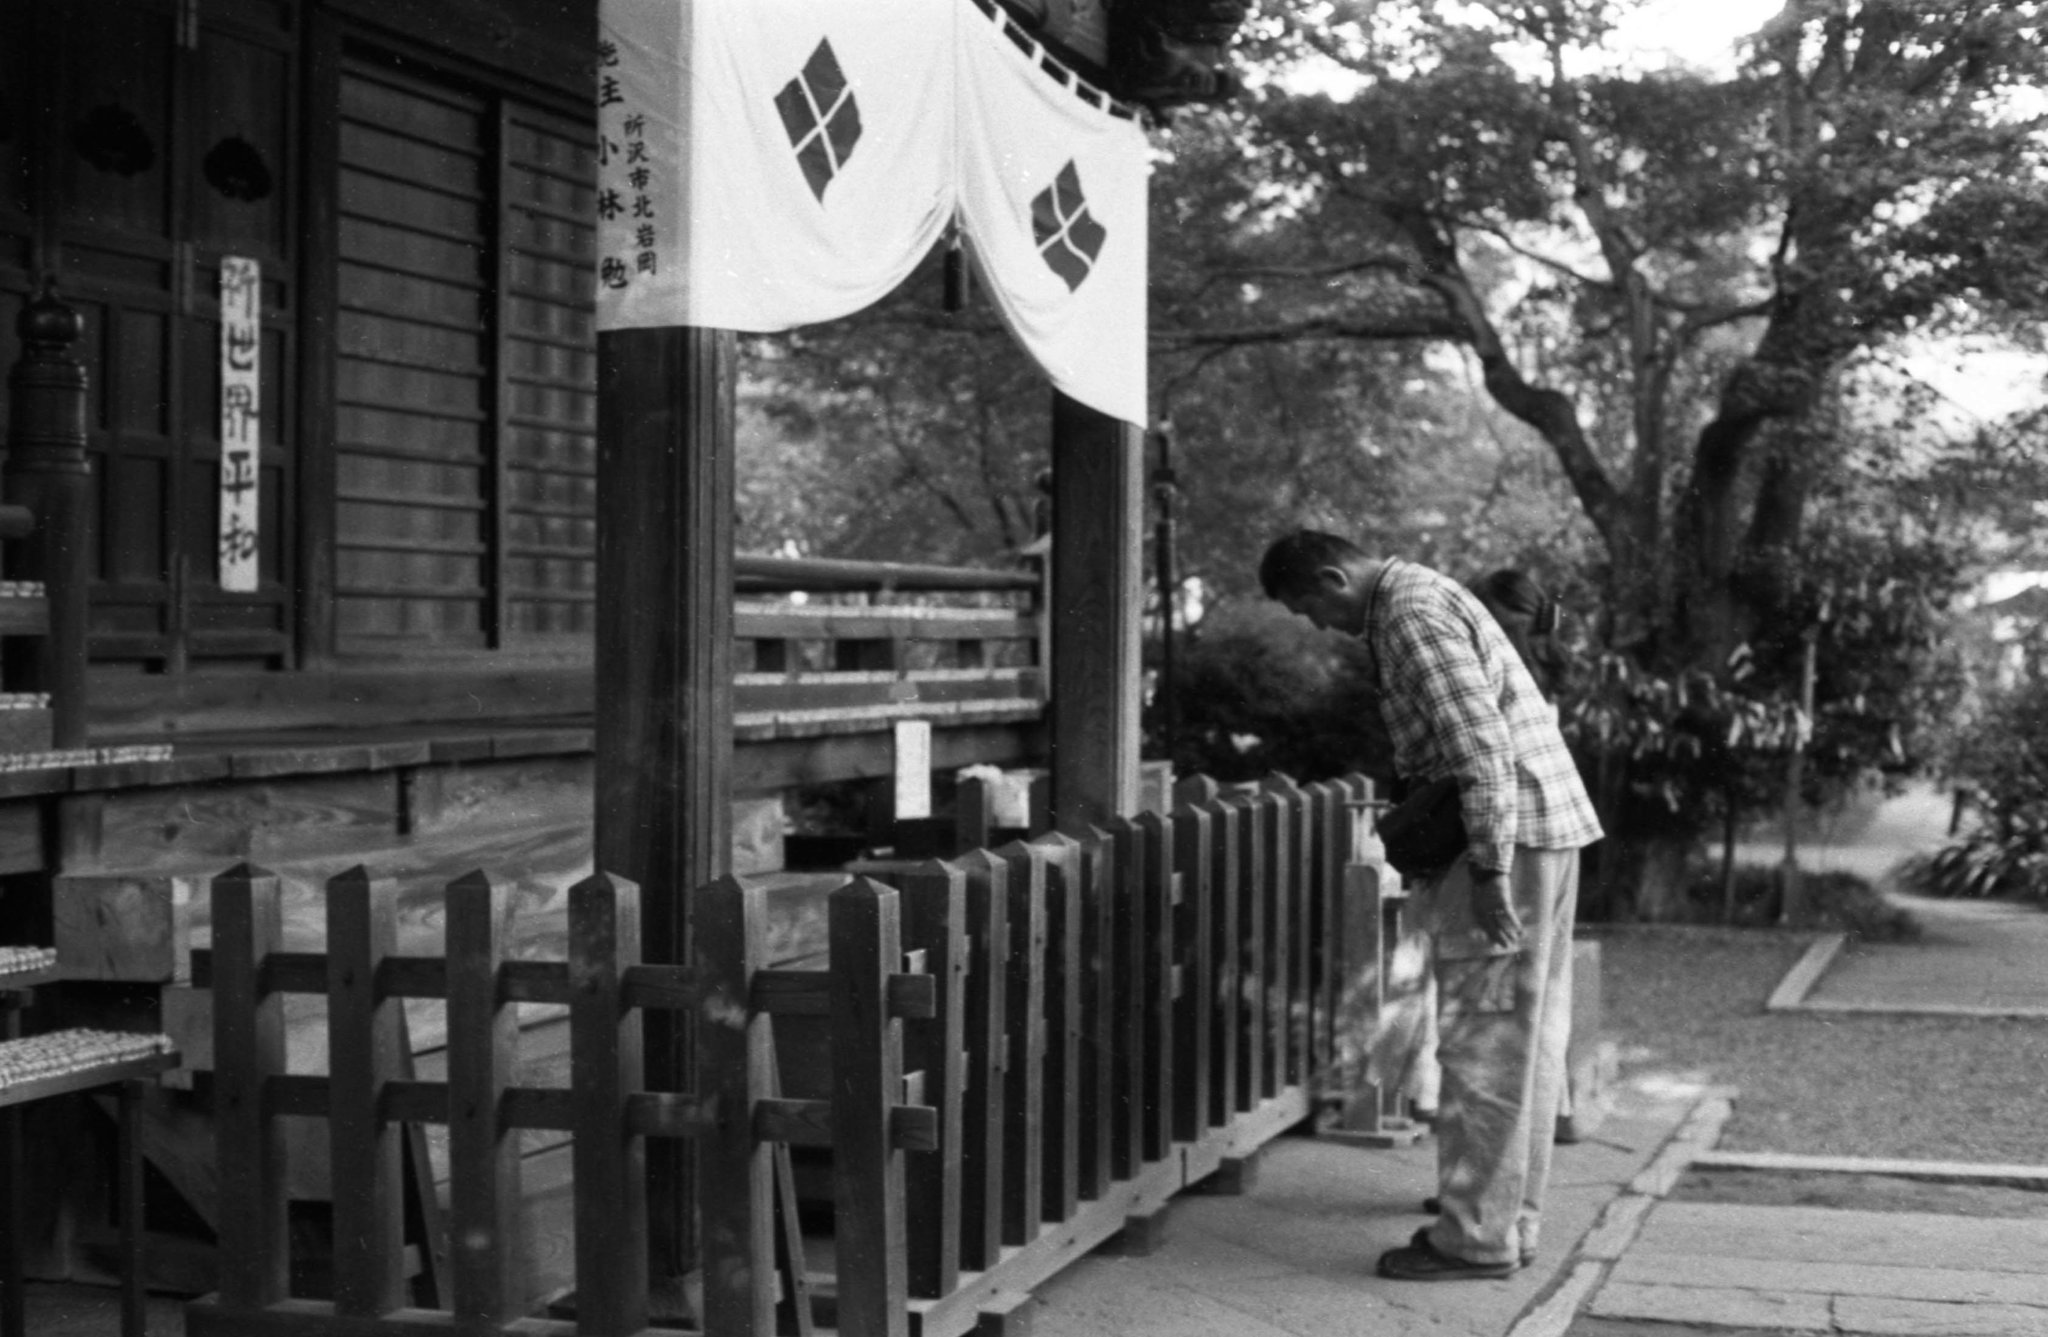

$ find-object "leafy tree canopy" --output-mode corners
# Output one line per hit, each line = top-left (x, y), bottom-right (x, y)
(1161, 0), (2048, 665)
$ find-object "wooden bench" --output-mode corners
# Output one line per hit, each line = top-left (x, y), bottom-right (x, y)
(0, 952), (178, 1337)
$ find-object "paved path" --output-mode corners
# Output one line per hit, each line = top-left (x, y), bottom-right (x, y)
(1732, 781), (1957, 887)
(1583, 1200), (2048, 1335)
(1021, 1082), (1704, 1337)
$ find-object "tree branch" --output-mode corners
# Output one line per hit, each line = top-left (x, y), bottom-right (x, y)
(1185, 254), (1422, 292)
(1676, 298), (1776, 336)
(1153, 312), (1468, 347)
(1155, 343), (1249, 419)
(973, 397), (1020, 552)
(1163, 254), (1425, 319)
(1463, 222), (1613, 290)
(1385, 203), (1623, 548)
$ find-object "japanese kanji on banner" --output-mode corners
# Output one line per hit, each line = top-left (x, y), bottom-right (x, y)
(596, 0), (1149, 426)
(218, 256), (262, 593)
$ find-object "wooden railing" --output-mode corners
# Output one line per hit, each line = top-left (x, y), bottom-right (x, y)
(186, 771), (1393, 1337)
(734, 554), (1046, 745)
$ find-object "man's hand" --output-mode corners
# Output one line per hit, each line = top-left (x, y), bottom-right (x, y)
(1469, 867), (1522, 951)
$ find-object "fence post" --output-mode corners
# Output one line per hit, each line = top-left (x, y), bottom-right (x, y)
(830, 877), (910, 1337)
(955, 775), (996, 854)
(1232, 794), (1267, 1112)
(1305, 781), (1347, 1084)
(570, 871), (650, 1336)
(444, 871), (523, 1325)
(1202, 792), (1241, 1130)
(1074, 828), (1116, 1201)
(994, 841), (1044, 1248)
(1134, 810), (1175, 1164)
(897, 861), (965, 1300)
(210, 863), (289, 1309)
(1323, 776), (1430, 1147)
(1264, 775), (1315, 1087)
(696, 875), (775, 1337)
(1168, 798), (1211, 1143)
(1034, 833), (1082, 1225)
(1253, 787), (1289, 1100)
(1103, 817), (1146, 1181)
(326, 866), (405, 1317)
(954, 849), (1009, 1272)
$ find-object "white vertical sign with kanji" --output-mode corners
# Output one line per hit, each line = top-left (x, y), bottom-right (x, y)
(893, 719), (932, 820)
(218, 256), (261, 593)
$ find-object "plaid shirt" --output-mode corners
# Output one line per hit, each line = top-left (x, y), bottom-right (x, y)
(1363, 559), (1603, 873)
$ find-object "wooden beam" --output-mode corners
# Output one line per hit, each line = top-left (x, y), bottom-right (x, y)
(595, 324), (737, 1277)
(1047, 393), (1142, 829)
(295, 15), (343, 670)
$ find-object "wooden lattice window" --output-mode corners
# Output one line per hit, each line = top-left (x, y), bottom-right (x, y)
(332, 56), (596, 656)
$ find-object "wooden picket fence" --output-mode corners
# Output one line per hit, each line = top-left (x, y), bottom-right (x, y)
(185, 772), (1392, 1337)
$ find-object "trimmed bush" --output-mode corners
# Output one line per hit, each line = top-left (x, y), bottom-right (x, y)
(1915, 675), (2048, 903)
(1689, 865), (1920, 940)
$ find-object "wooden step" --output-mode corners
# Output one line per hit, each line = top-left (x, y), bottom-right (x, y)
(0, 1029), (177, 1108)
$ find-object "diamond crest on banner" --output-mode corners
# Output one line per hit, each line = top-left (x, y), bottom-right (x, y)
(774, 38), (864, 202)
(1031, 160), (1106, 291)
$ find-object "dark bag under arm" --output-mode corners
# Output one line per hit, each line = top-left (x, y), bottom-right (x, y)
(1377, 774), (1468, 879)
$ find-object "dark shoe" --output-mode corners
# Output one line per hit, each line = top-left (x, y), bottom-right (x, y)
(1377, 1228), (1516, 1281)
(1412, 1220), (1537, 1268)
(1409, 1226), (1535, 1269)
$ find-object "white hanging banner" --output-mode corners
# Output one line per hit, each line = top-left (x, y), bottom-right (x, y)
(597, 0), (955, 333)
(217, 256), (262, 593)
(595, 0), (1149, 427)
(954, 2), (1149, 427)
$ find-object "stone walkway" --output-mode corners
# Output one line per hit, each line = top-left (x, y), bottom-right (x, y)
(1022, 1080), (1710, 1337)
(1582, 1198), (2048, 1335)
(1572, 888), (2048, 1337)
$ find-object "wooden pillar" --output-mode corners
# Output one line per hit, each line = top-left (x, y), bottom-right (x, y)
(595, 324), (737, 1277)
(1048, 392), (1142, 828)
(3, 286), (92, 748)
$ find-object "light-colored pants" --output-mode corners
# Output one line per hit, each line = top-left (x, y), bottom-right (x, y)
(1420, 847), (1580, 1266)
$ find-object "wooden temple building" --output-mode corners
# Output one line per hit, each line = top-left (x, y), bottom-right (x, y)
(0, 5), (1470, 1336)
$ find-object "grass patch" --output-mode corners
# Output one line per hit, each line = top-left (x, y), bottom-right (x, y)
(1594, 929), (2048, 1164)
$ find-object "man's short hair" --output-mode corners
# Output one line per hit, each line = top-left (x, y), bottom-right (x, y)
(1258, 529), (1364, 599)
